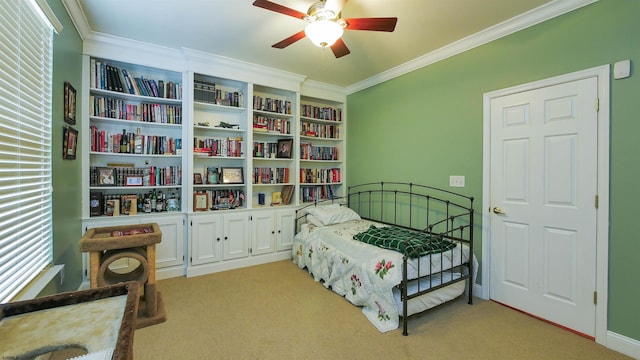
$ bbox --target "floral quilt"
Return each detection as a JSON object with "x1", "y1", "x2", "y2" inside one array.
[{"x1": 292, "y1": 219, "x2": 471, "y2": 333}]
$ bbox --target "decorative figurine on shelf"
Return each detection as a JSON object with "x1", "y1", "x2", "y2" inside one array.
[{"x1": 216, "y1": 121, "x2": 240, "y2": 129}]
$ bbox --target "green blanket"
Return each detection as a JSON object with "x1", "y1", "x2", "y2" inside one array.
[{"x1": 353, "y1": 225, "x2": 457, "y2": 258}]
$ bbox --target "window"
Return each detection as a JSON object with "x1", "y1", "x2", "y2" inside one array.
[{"x1": 0, "y1": 0, "x2": 55, "y2": 303}]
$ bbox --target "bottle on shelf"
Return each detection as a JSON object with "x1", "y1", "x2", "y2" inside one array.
[
  {"x1": 143, "y1": 193, "x2": 152, "y2": 213},
  {"x1": 120, "y1": 129, "x2": 128, "y2": 153},
  {"x1": 150, "y1": 189, "x2": 157, "y2": 211},
  {"x1": 156, "y1": 191, "x2": 164, "y2": 212}
]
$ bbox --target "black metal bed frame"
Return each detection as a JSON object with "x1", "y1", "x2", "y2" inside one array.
[{"x1": 296, "y1": 181, "x2": 475, "y2": 335}]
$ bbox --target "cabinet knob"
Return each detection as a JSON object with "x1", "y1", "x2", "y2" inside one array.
[
  {"x1": 217, "y1": 237, "x2": 220, "y2": 241},
  {"x1": 272, "y1": 231, "x2": 275, "y2": 234},
  {"x1": 224, "y1": 236, "x2": 228, "y2": 240}
]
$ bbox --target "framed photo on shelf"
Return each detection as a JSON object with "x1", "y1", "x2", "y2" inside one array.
[
  {"x1": 125, "y1": 176, "x2": 143, "y2": 186},
  {"x1": 193, "y1": 192, "x2": 209, "y2": 211},
  {"x1": 221, "y1": 167, "x2": 244, "y2": 184},
  {"x1": 64, "y1": 81, "x2": 76, "y2": 125},
  {"x1": 63, "y1": 126, "x2": 78, "y2": 160},
  {"x1": 193, "y1": 173, "x2": 203, "y2": 185},
  {"x1": 276, "y1": 139, "x2": 293, "y2": 159},
  {"x1": 97, "y1": 167, "x2": 116, "y2": 186}
]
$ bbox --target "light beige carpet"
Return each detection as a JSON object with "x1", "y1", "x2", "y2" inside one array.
[{"x1": 133, "y1": 260, "x2": 630, "y2": 360}]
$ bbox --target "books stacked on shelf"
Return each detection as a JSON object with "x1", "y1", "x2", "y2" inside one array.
[
  {"x1": 90, "y1": 95, "x2": 182, "y2": 124},
  {"x1": 195, "y1": 189, "x2": 245, "y2": 210},
  {"x1": 89, "y1": 165, "x2": 182, "y2": 187},
  {"x1": 252, "y1": 115, "x2": 291, "y2": 134},
  {"x1": 90, "y1": 59, "x2": 182, "y2": 99},
  {"x1": 193, "y1": 79, "x2": 242, "y2": 107},
  {"x1": 253, "y1": 95, "x2": 291, "y2": 114},
  {"x1": 300, "y1": 168, "x2": 341, "y2": 184},
  {"x1": 299, "y1": 143, "x2": 339, "y2": 160},
  {"x1": 301, "y1": 105, "x2": 342, "y2": 121},
  {"x1": 253, "y1": 141, "x2": 278, "y2": 159},
  {"x1": 253, "y1": 167, "x2": 290, "y2": 184},
  {"x1": 300, "y1": 121, "x2": 339, "y2": 139},
  {"x1": 301, "y1": 185, "x2": 334, "y2": 202},
  {"x1": 192, "y1": 136, "x2": 243, "y2": 157},
  {"x1": 90, "y1": 126, "x2": 181, "y2": 155}
]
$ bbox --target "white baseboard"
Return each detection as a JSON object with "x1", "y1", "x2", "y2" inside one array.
[
  {"x1": 607, "y1": 331, "x2": 640, "y2": 359},
  {"x1": 186, "y1": 252, "x2": 291, "y2": 278}
]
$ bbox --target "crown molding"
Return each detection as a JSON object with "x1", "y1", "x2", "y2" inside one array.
[
  {"x1": 60, "y1": 0, "x2": 90, "y2": 40},
  {"x1": 182, "y1": 48, "x2": 306, "y2": 91},
  {"x1": 345, "y1": 0, "x2": 598, "y2": 94}
]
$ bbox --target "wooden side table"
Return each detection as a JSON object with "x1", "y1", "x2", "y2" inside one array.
[{"x1": 80, "y1": 223, "x2": 166, "y2": 328}]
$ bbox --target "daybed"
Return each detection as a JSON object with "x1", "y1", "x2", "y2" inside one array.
[{"x1": 293, "y1": 182, "x2": 476, "y2": 335}]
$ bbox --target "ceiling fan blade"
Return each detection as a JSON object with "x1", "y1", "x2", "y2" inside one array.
[
  {"x1": 330, "y1": 38, "x2": 350, "y2": 58},
  {"x1": 344, "y1": 17, "x2": 398, "y2": 32},
  {"x1": 272, "y1": 30, "x2": 307, "y2": 49},
  {"x1": 252, "y1": 0, "x2": 307, "y2": 20},
  {"x1": 324, "y1": 0, "x2": 348, "y2": 15}
]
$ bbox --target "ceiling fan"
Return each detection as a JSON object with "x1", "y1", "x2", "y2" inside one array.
[{"x1": 252, "y1": 0, "x2": 398, "y2": 58}]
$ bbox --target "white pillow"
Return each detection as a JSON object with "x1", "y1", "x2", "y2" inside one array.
[{"x1": 305, "y1": 204, "x2": 361, "y2": 226}]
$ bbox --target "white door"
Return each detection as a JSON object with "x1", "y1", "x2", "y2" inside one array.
[{"x1": 489, "y1": 77, "x2": 598, "y2": 336}]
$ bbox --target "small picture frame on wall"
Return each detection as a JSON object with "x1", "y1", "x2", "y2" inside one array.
[
  {"x1": 64, "y1": 81, "x2": 76, "y2": 125},
  {"x1": 63, "y1": 126, "x2": 78, "y2": 160}
]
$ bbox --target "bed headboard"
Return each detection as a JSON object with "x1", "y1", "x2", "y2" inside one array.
[
  {"x1": 346, "y1": 182, "x2": 474, "y2": 242},
  {"x1": 296, "y1": 181, "x2": 474, "y2": 245}
]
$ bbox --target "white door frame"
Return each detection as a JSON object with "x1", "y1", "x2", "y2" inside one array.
[{"x1": 481, "y1": 65, "x2": 610, "y2": 345}]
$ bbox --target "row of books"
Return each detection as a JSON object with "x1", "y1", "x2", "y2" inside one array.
[
  {"x1": 252, "y1": 141, "x2": 279, "y2": 159},
  {"x1": 300, "y1": 168, "x2": 341, "y2": 184},
  {"x1": 193, "y1": 136, "x2": 243, "y2": 158},
  {"x1": 90, "y1": 126, "x2": 181, "y2": 155},
  {"x1": 252, "y1": 167, "x2": 291, "y2": 184},
  {"x1": 194, "y1": 80, "x2": 242, "y2": 107},
  {"x1": 300, "y1": 143, "x2": 339, "y2": 161},
  {"x1": 300, "y1": 105, "x2": 342, "y2": 121},
  {"x1": 253, "y1": 95, "x2": 292, "y2": 115},
  {"x1": 90, "y1": 59, "x2": 182, "y2": 99},
  {"x1": 90, "y1": 95, "x2": 182, "y2": 124},
  {"x1": 252, "y1": 115, "x2": 291, "y2": 134},
  {"x1": 300, "y1": 185, "x2": 335, "y2": 203},
  {"x1": 89, "y1": 165, "x2": 182, "y2": 187},
  {"x1": 300, "y1": 121, "x2": 340, "y2": 139}
]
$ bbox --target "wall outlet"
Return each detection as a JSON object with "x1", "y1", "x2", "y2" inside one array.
[{"x1": 449, "y1": 175, "x2": 465, "y2": 188}]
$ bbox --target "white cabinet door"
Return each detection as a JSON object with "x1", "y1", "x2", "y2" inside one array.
[
  {"x1": 223, "y1": 213, "x2": 249, "y2": 260},
  {"x1": 191, "y1": 215, "x2": 223, "y2": 265},
  {"x1": 276, "y1": 209, "x2": 295, "y2": 251},
  {"x1": 154, "y1": 215, "x2": 185, "y2": 269},
  {"x1": 251, "y1": 212, "x2": 275, "y2": 256}
]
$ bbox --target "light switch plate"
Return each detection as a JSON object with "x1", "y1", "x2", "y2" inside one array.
[{"x1": 449, "y1": 175, "x2": 465, "y2": 187}]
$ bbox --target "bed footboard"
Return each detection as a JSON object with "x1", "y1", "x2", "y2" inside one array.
[{"x1": 347, "y1": 182, "x2": 474, "y2": 336}]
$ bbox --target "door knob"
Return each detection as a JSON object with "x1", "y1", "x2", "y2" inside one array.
[{"x1": 493, "y1": 207, "x2": 507, "y2": 215}]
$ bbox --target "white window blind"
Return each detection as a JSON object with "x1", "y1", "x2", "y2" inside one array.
[{"x1": 0, "y1": 0, "x2": 53, "y2": 303}]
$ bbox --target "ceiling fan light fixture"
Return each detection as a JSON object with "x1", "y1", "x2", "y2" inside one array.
[{"x1": 305, "y1": 19, "x2": 343, "y2": 48}]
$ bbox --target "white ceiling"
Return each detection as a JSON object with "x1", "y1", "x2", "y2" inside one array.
[{"x1": 65, "y1": 0, "x2": 586, "y2": 88}]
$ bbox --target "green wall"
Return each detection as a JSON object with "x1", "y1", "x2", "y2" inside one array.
[
  {"x1": 347, "y1": 0, "x2": 639, "y2": 341},
  {"x1": 45, "y1": 0, "x2": 84, "y2": 295}
]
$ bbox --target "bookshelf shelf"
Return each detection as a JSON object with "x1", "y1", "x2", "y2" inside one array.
[{"x1": 299, "y1": 95, "x2": 345, "y2": 203}]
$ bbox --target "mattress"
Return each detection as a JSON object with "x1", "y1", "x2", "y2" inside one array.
[{"x1": 292, "y1": 219, "x2": 473, "y2": 333}]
